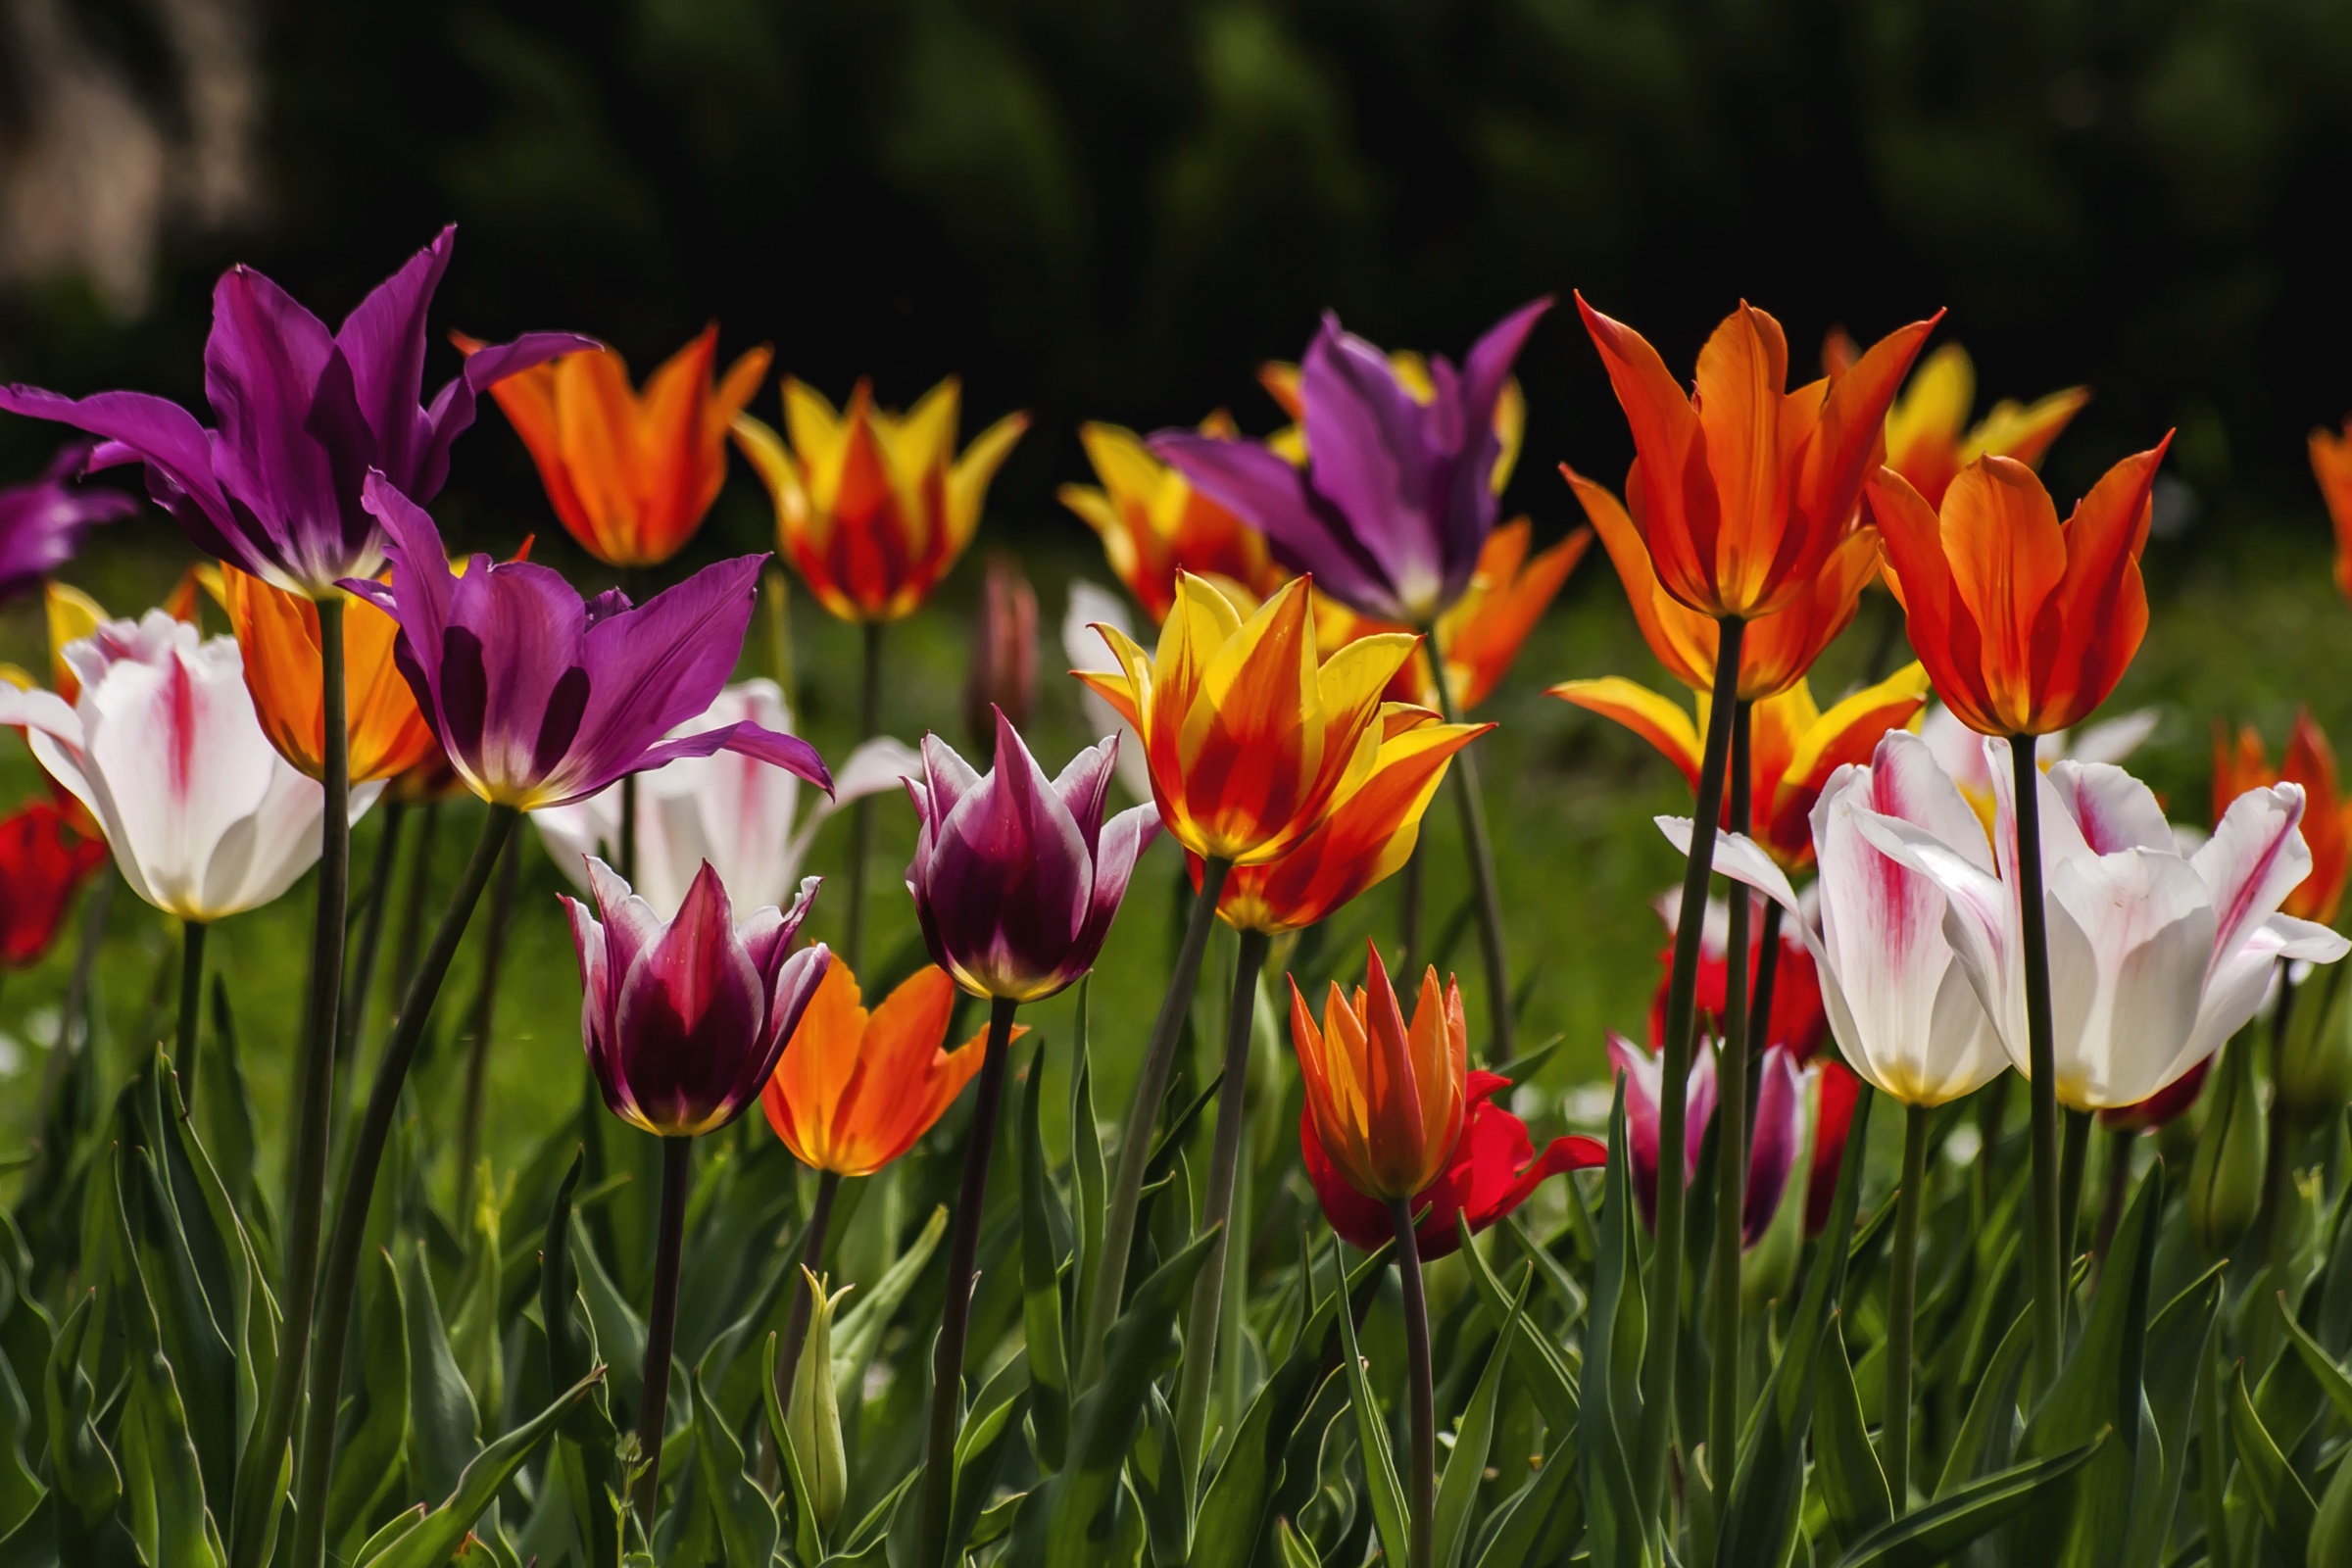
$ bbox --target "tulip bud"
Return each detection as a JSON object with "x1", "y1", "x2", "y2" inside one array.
[
  {"x1": 2278, "y1": 963, "x2": 2352, "y2": 1129},
  {"x1": 787, "y1": 1268, "x2": 852, "y2": 1534},
  {"x1": 964, "y1": 553, "x2": 1038, "y2": 753},
  {"x1": 2187, "y1": 1038, "x2": 2266, "y2": 1257}
]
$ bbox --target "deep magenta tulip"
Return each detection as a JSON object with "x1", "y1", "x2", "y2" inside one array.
[
  {"x1": 566, "y1": 857, "x2": 829, "y2": 1137},
  {"x1": 0, "y1": 443, "x2": 134, "y2": 605},
  {"x1": 905, "y1": 710, "x2": 1157, "y2": 1002}
]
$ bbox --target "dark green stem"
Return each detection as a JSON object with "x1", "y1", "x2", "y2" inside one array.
[
  {"x1": 455, "y1": 827, "x2": 523, "y2": 1221},
  {"x1": 773, "y1": 1170, "x2": 844, "y2": 1419},
  {"x1": 919, "y1": 995, "x2": 1020, "y2": 1568},
  {"x1": 1176, "y1": 924, "x2": 1273, "y2": 1479},
  {"x1": 176, "y1": 919, "x2": 207, "y2": 1112},
  {"x1": 617, "y1": 772, "x2": 638, "y2": 885},
  {"x1": 1747, "y1": 902, "x2": 1784, "y2": 1064},
  {"x1": 338, "y1": 802, "x2": 405, "y2": 1076},
  {"x1": 1389, "y1": 1195, "x2": 1437, "y2": 1568},
  {"x1": 844, "y1": 618, "x2": 885, "y2": 972},
  {"x1": 1886, "y1": 1102, "x2": 1931, "y2": 1514},
  {"x1": 633, "y1": 1136, "x2": 694, "y2": 1527},
  {"x1": 1429, "y1": 646, "x2": 1510, "y2": 1060},
  {"x1": 1709, "y1": 698, "x2": 1752, "y2": 1495},
  {"x1": 2011, "y1": 735, "x2": 2065, "y2": 1399},
  {"x1": 1641, "y1": 613, "x2": 1744, "y2": 1509},
  {"x1": 1079, "y1": 857, "x2": 1233, "y2": 1389},
  {"x1": 287, "y1": 804, "x2": 518, "y2": 1568},
  {"x1": 390, "y1": 800, "x2": 440, "y2": 999}
]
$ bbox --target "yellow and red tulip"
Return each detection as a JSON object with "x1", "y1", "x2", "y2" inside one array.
[{"x1": 1058, "y1": 417, "x2": 1286, "y2": 622}]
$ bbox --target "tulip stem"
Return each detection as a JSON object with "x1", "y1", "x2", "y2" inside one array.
[
  {"x1": 1080, "y1": 857, "x2": 1233, "y2": 1390},
  {"x1": 1709, "y1": 699, "x2": 1753, "y2": 1501},
  {"x1": 1430, "y1": 649, "x2": 1511, "y2": 1060},
  {"x1": 844, "y1": 618, "x2": 886, "y2": 972},
  {"x1": 1747, "y1": 902, "x2": 1783, "y2": 1062},
  {"x1": 1388, "y1": 1195, "x2": 1437, "y2": 1568},
  {"x1": 2010, "y1": 735, "x2": 2066, "y2": 1400},
  {"x1": 455, "y1": 825, "x2": 523, "y2": 1222},
  {"x1": 919, "y1": 995, "x2": 1020, "y2": 1568},
  {"x1": 338, "y1": 801, "x2": 405, "y2": 1075},
  {"x1": 391, "y1": 799, "x2": 441, "y2": 998},
  {"x1": 1176, "y1": 924, "x2": 1272, "y2": 1486},
  {"x1": 633, "y1": 1135, "x2": 694, "y2": 1528},
  {"x1": 283, "y1": 803, "x2": 518, "y2": 1568},
  {"x1": 234, "y1": 594, "x2": 349, "y2": 1568},
  {"x1": 775, "y1": 1169, "x2": 843, "y2": 1418},
  {"x1": 1886, "y1": 1102, "x2": 1930, "y2": 1516},
  {"x1": 1642, "y1": 614, "x2": 1744, "y2": 1512},
  {"x1": 176, "y1": 918, "x2": 207, "y2": 1112}
]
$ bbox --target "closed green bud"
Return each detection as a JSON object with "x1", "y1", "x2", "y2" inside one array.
[
  {"x1": 788, "y1": 1267, "x2": 852, "y2": 1535},
  {"x1": 2188, "y1": 1036, "x2": 2266, "y2": 1257},
  {"x1": 2278, "y1": 963, "x2": 2352, "y2": 1129}
]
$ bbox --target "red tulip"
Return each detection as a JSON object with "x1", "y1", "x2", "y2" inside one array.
[{"x1": 1, "y1": 800, "x2": 107, "y2": 967}]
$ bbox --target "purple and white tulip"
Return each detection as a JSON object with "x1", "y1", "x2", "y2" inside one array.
[
  {"x1": 1608, "y1": 1031, "x2": 1804, "y2": 1250},
  {"x1": 0, "y1": 443, "x2": 135, "y2": 605}
]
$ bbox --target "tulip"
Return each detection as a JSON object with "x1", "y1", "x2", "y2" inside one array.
[
  {"x1": 1829, "y1": 333, "x2": 2088, "y2": 510},
  {"x1": 1919, "y1": 700, "x2": 2158, "y2": 836},
  {"x1": 533, "y1": 679, "x2": 915, "y2": 921},
  {"x1": 0, "y1": 227, "x2": 584, "y2": 597},
  {"x1": 2099, "y1": 1055, "x2": 2209, "y2": 1134},
  {"x1": 787, "y1": 1270, "x2": 854, "y2": 1537},
  {"x1": 1256, "y1": 338, "x2": 1527, "y2": 487},
  {"x1": 1804, "y1": 1058, "x2": 1863, "y2": 1234},
  {"x1": 0, "y1": 799, "x2": 107, "y2": 968},
  {"x1": 466, "y1": 325, "x2": 769, "y2": 567},
  {"x1": 1642, "y1": 892, "x2": 1829, "y2": 1064},
  {"x1": 1059, "y1": 581, "x2": 1155, "y2": 800},
  {"x1": 2308, "y1": 416, "x2": 2352, "y2": 605},
  {"x1": 2186, "y1": 1035, "x2": 2264, "y2": 1256},
  {"x1": 1058, "y1": 416, "x2": 1286, "y2": 622},
  {"x1": 1606, "y1": 1033, "x2": 1807, "y2": 1250},
  {"x1": 1152, "y1": 300, "x2": 1549, "y2": 627},
  {"x1": 0, "y1": 444, "x2": 134, "y2": 605},
  {"x1": 1430, "y1": 519, "x2": 1591, "y2": 710},
  {"x1": 962, "y1": 554, "x2": 1038, "y2": 751},
  {"x1": 220, "y1": 565, "x2": 439, "y2": 784},
  {"x1": 565, "y1": 856, "x2": 829, "y2": 1520},
  {"x1": 2212, "y1": 711, "x2": 2352, "y2": 925}
]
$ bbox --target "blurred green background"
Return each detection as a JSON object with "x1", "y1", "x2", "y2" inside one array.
[{"x1": 7, "y1": 0, "x2": 2352, "y2": 1191}]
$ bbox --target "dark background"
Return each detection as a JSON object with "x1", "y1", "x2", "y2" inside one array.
[{"x1": 8, "y1": 0, "x2": 2352, "y2": 564}]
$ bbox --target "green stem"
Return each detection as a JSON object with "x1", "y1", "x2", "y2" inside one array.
[
  {"x1": 618, "y1": 772, "x2": 638, "y2": 885},
  {"x1": 1886, "y1": 1102, "x2": 1931, "y2": 1515},
  {"x1": 1641, "y1": 613, "x2": 1744, "y2": 1510},
  {"x1": 1429, "y1": 647, "x2": 1510, "y2": 1060},
  {"x1": 337, "y1": 802, "x2": 405, "y2": 1075},
  {"x1": 1389, "y1": 1195, "x2": 1437, "y2": 1568},
  {"x1": 633, "y1": 1136, "x2": 694, "y2": 1527},
  {"x1": 234, "y1": 596, "x2": 349, "y2": 1568},
  {"x1": 773, "y1": 1170, "x2": 843, "y2": 1419},
  {"x1": 390, "y1": 800, "x2": 440, "y2": 999},
  {"x1": 2010, "y1": 735, "x2": 2065, "y2": 1400},
  {"x1": 844, "y1": 618, "x2": 885, "y2": 972},
  {"x1": 455, "y1": 827, "x2": 523, "y2": 1221},
  {"x1": 1078, "y1": 857, "x2": 1233, "y2": 1389},
  {"x1": 1747, "y1": 902, "x2": 1784, "y2": 1062},
  {"x1": 918, "y1": 996, "x2": 1020, "y2": 1568},
  {"x1": 1175, "y1": 924, "x2": 1272, "y2": 1482},
  {"x1": 1709, "y1": 698, "x2": 1752, "y2": 1496},
  {"x1": 286, "y1": 803, "x2": 518, "y2": 1568},
  {"x1": 176, "y1": 918, "x2": 207, "y2": 1112}
]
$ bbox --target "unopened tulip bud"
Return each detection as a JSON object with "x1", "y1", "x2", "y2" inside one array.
[
  {"x1": 787, "y1": 1268, "x2": 852, "y2": 1534},
  {"x1": 2278, "y1": 964, "x2": 2352, "y2": 1129},
  {"x1": 963, "y1": 553, "x2": 1037, "y2": 752},
  {"x1": 2187, "y1": 1038, "x2": 2266, "y2": 1257}
]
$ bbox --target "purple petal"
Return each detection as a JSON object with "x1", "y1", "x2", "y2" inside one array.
[
  {"x1": 1071, "y1": 803, "x2": 1157, "y2": 975},
  {"x1": 460, "y1": 330, "x2": 602, "y2": 394},
  {"x1": 922, "y1": 723, "x2": 1093, "y2": 997},
  {"x1": 1606, "y1": 1033, "x2": 1664, "y2": 1226},
  {"x1": 435, "y1": 555, "x2": 588, "y2": 795},
  {"x1": 556, "y1": 556, "x2": 763, "y2": 797},
  {"x1": 742, "y1": 876, "x2": 823, "y2": 975},
  {"x1": 564, "y1": 892, "x2": 626, "y2": 1107},
  {"x1": 1443, "y1": 297, "x2": 1549, "y2": 602},
  {"x1": 612, "y1": 859, "x2": 767, "y2": 1132},
  {"x1": 1300, "y1": 314, "x2": 1447, "y2": 614},
  {"x1": 1743, "y1": 1047, "x2": 1803, "y2": 1248},
  {"x1": 918, "y1": 732, "x2": 983, "y2": 830},
  {"x1": 358, "y1": 472, "x2": 458, "y2": 691},
  {"x1": 1049, "y1": 724, "x2": 1119, "y2": 857},
  {"x1": 204, "y1": 265, "x2": 350, "y2": 583},
  {"x1": 1150, "y1": 430, "x2": 1402, "y2": 619},
  {"x1": 331, "y1": 226, "x2": 454, "y2": 493},
  {"x1": 410, "y1": 328, "x2": 599, "y2": 504},
  {"x1": 754, "y1": 943, "x2": 832, "y2": 1089},
  {"x1": 0, "y1": 385, "x2": 246, "y2": 566},
  {"x1": 0, "y1": 448, "x2": 135, "y2": 603}
]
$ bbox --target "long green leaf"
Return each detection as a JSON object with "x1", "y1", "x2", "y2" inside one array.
[
  {"x1": 1828, "y1": 1436, "x2": 2108, "y2": 1568},
  {"x1": 690, "y1": 1368, "x2": 779, "y2": 1567},
  {"x1": 110, "y1": 1145, "x2": 222, "y2": 1568},
  {"x1": 1433, "y1": 1277, "x2": 1525, "y2": 1568},
  {"x1": 1023, "y1": 1041, "x2": 1073, "y2": 1470},
  {"x1": 2278, "y1": 1293, "x2": 2352, "y2": 1429},
  {"x1": 1935, "y1": 1306, "x2": 2030, "y2": 1500},
  {"x1": 358, "y1": 1366, "x2": 606, "y2": 1568},
  {"x1": 2229, "y1": 1360, "x2": 2315, "y2": 1559},
  {"x1": 829, "y1": 1203, "x2": 948, "y2": 1408},
  {"x1": 1579, "y1": 1082, "x2": 1654, "y2": 1568},
  {"x1": 1816, "y1": 1310, "x2": 1893, "y2": 1551},
  {"x1": 399, "y1": 1238, "x2": 482, "y2": 1504},
  {"x1": 325, "y1": 1248, "x2": 411, "y2": 1557},
  {"x1": 1330, "y1": 1239, "x2": 1411, "y2": 1568},
  {"x1": 1456, "y1": 1223, "x2": 1577, "y2": 1433}
]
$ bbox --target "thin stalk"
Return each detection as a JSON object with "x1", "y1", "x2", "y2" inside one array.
[
  {"x1": 1709, "y1": 699, "x2": 1753, "y2": 1494},
  {"x1": 455, "y1": 827, "x2": 523, "y2": 1220},
  {"x1": 390, "y1": 800, "x2": 441, "y2": 998},
  {"x1": 632, "y1": 1136, "x2": 694, "y2": 1526},
  {"x1": 1886, "y1": 1102, "x2": 1931, "y2": 1514},
  {"x1": 1746, "y1": 902, "x2": 1784, "y2": 1064},
  {"x1": 286, "y1": 804, "x2": 518, "y2": 1568},
  {"x1": 1641, "y1": 614, "x2": 1745, "y2": 1509},
  {"x1": 2010, "y1": 735, "x2": 2065, "y2": 1398},
  {"x1": 338, "y1": 802, "x2": 405, "y2": 1073},
  {"x1": 918, "y1": 996, "x2": 1021, "y2": 1568},
  {"x1": 1389, "y1": 1195, "x2": 1437, "y2": 1568},
  {"x1": 844, "y1": 619, "x2": 885, "y2": 972},
  {"x1": 176, "y1": 919, "x2": 207, "y2": 1110},
  {"x1": 1175, "y1": 924, "x2": 1272, "y2": 1481},
  {"x1": 1078, "y1": 857, "x2": 1234, "y2": 1389},
  {"x1": 1429, "y1": 647, "x2": 1511, "y2": 1060},
  {"x1": 2058, "y1": 1107, "x2": 2091, "y2": 1278},
  {"x1": 234, "y1": 596, "x2": 349, "y2": 1568},
  {"x1": 1396, "y1": 841, "x2": 1425, "y2": 979},
  {"x1": 773, "y1": 1170, "x2": 843, "y2": 1416},
  {"x1": 618, "y1": 772, "x2": 638, "y2": 885}
]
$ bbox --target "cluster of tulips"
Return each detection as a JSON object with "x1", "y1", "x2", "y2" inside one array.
[{"x1": 10, "y1": 225, "x2": 2352, "y2": 1568}]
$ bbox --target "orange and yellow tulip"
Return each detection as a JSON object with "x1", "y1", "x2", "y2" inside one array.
[
  {"x1": 760, "y1": 961, "x2": 1004, "y2": 1178},
  {"x1": 466, "y1": 326, "x2": 769, "y2": 568},
  {"x1": 732, "y1": 377, "x2": 1027, "y2": 622},
  {"x1": 1075, "y1": 573, "x2": 1420, "y2": 867},
  {"x1": 1573, "y1": 296, "x2": 1936, "y2": 622},
  {"x1": 2213, "y1": 711, "x2": 2352, "y2": 925},
  {"x1": 1870, "y1": 442, "x2": 2169, "y2": 737},
  {"x1": 2312, "y1": 417, "x2": 2352, "y2": 604},
  {"x1": 1202, "y1": 710, "x2": 1491, "y2": 932},
  {"x1": 1551, "y1": 663, "x2": 1931, "y2": 870},
  {"x1": 1291, "y1": 942, "x2": 1467, "y2": 1201},
  {"x1": 1058, "y1": 417, "x2": 1286, "y2": 622},
  {"x1": 1829, "y1": 334, "x2": 2088, "y2": 510},
  {"x1": 220, "y1": 565, "x2": 439, "y2": 784}
]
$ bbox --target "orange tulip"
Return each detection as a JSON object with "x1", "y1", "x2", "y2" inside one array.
[
  {"x1": 1574, "y1": 295, "x2": 1936, "y2": 621},
  {"x1": 2213, "y1": 711, "x2": 2352, "y2": 925},
  {"x1": 1870, "y1": 441, "x2": 2169, "y2": 737},
  {"x1": 1551, "y1": 663, "x2": 1931, "y2": 870},
  {"x1": 1075, "y1": 573, "x2": 1420, "y2": 866},
  {"x1": 1290, "y1": 942, "x2": 1467, "y2": 1201},
  {"x1": 1828, "y1": 333, "x2": 2088, "y2": 510},
  {"x1": 1059, "y1": 417, "x2": 1287, "y2": 622},
  {"x1": 220, "y1": 565, "x2": 439, "y2": 784},
  {"x1": 2312, "y1": 417, "x2": 2352, "y2": 604},
  {"x1": 760, "y1": 961, "x2": 1004, "y2": 1178},
  {"x1": 1202, "y1": 710, "x2": 1491, "y2": 932},
  {"x1": 466, "y1": 326, "x2": 769, "y2": 568},
  {"x1": 732, "y1": 376, "x2": 1027, "y2": 622}
]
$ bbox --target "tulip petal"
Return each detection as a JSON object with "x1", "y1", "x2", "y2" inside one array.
[{"x1": 1743, "y1": 1047, "x2": 1804, "y2": 1248}]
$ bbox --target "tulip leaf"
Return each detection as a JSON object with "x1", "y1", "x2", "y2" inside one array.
[
  {"x1": 570, "y1": 1211, "x2": 647, "y2": 1419},
  {"x1": 1505, "y1": 1213, "x2": 1588, "y2": 1327},
  {"x1": 1022, "y1": 1040, "x2": 1073, "y2": 1470},
  {"x1": 1456, "y1": 1225, "x2": 1577, "y2": 1433},
  {"x1": 763, "y1": 1330, "x2": 827, "y2": 1567},
  {"x1": 1817, "y1": 1310, "x2": 1893, "y2": 1550},
  {"x1": 2119, "y1": 1265, "x2": 2221, "y2": 1568},
  {"x1": 1328, "y1": 1233, "x2": 1411, "y2": 1568},
  {"x1": 356, "y1": 1365, "x2": 605, "y2": 1568},
  {"x1": 1129, "y1": 1383, "x2": 1188, "y2": 1566},
  {"x1": 1275, "y1": 1515, "x2": 1323, "y2": 1568},
  {"x1": 1433, "y1": 1275, "x2": 1526, "y2": 1568},
  {"x1": 42, "y1": 1292, "x2": 117, "y2": 1535},
  {"x1": 325, "y1": 1248, "x2": 412, "y2": 1557},
  {"x1": 950, "y1": 1351, "x2": 1031, "y2": 1564},
  {"x1": 203, "y1": 975, "x2": 266, "y2": 1249},
  {"x1": 1825, "y1": 1434, "x2": 2108, "y2": 1568},
  {"x1": 1468, "y1": 1441, "x2": 1582, "y2": 1568},
  {"x1": 1934, "y1": 1305, "x2": 2031, "y2": 1499},
  {"x1": 2230, "y1": 1360, "x2": 2316, "y2": 1559},
  {"x1": 2279, "y1": 1292, "x2": 2352, "y2": 1428},
  {"x1": 1579, "y1": 1082, "x2": 1655, "y2": 1568},
  {"x1": 107, "y1": 1145, "x2": 222, "y2": 1568},
  {"x1": 831, "y1": 1203, "x2": 948, "y2": 1409},
  {"x1": 399, "y1": 1237, "x2": 482, "y2": 1506},
  {"x1": 1068, "y1": 988, "x2": 1108, "y2": 1378},
  {"x1": 690, "y1": 1368, "x2": 779, "y2": 1568}
]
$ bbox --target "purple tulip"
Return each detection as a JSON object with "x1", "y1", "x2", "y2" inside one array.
[
  {"x1": 1151, "y1": 299, "x2": 1550, "y2": 625},
  {"x1": 342, "y1": 472, "x2": 831, "y2": 810},
  {"x1": 0, "y1": 227, "x2": 588, "y2": 596},
  {"x1": 567, "y1": 857, "x2": 828, "y2": 1137},
  {"x1": 906, "y1": 710, "x2": 1159, "y2": 1003},
  {"x1": 1609, "y1": 1032, "x2": 1805, "y2": 1249},
  {"x1": 0, "y1": 443, "x2": 135, "y2": 605}
]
